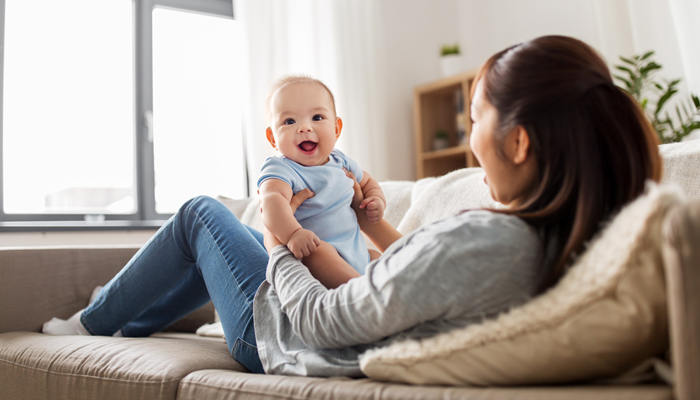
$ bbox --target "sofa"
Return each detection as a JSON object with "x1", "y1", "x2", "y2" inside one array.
[{"x1": 1, "y1": 141, "x2": 699, "y2": 400}]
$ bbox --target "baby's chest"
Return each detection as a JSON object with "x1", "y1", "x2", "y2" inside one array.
[{"x1": 294, "y1": 167, "x2": 355, "y2": 208}]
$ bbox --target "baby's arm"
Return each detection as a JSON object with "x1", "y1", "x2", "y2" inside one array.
[
  {"x1": 261, "y1": 190, "x2": 361, "y2": 288},
  {"x1": 358, "y1": 171, "x2": 386, "y2": 223},
  {"x1": 259, "y1": 179, "x2": 319, "y2": 258}
]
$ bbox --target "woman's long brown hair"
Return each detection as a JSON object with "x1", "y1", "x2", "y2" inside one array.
[{"x1": 473, "y1": 36, "x2": 662, "y2": 290}]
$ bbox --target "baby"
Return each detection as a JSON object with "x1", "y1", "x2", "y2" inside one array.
[{"x1": 258, "y1": 76, "x2": 385, "y2": 275}]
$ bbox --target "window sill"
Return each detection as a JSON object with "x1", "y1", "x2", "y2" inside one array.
[{"x1": 0, "y1": 220, "x2": 166, "y2": 232}]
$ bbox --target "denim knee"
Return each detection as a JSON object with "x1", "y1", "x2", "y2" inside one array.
[{"x1": 179, "y1": 195, "x2": 222, "y2": 222}]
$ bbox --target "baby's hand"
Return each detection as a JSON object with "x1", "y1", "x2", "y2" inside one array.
[
  {"x1": 287, "y1": 228, "x2": 320, "y2": 258},
  {"x1": 359, "y1": 196, "x2": 385, "y2": 223}
]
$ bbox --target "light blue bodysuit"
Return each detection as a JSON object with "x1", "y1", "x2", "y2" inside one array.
[{"x1": 257, "y1": 149, "x2": 369, "y2": 274}]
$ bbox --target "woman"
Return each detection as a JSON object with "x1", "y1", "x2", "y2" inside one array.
[{"x1": 43, "y1": 35, "x2": 662, "y2": 377}]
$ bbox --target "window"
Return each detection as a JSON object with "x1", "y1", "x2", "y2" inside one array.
[{"x1": 0, "y1": 0, "x2": 246, "y2": 228}]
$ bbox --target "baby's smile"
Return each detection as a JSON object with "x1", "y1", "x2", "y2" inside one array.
[{"x1": 298, "y1": 140, "x2": 318, "y2": 154}]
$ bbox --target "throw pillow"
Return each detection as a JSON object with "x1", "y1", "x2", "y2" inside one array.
[{"x1": 359, "y1": 182, "x2": 682, "y2": 385}]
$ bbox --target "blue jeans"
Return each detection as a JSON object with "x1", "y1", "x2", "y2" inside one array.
[{"x1": 80, "y1": 196, "x2": 267, "y2": 373}]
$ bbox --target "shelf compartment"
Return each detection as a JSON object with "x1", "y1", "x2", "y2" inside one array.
[{"x1": 421, "y1": 145, "x2": 469, "y2": 160}]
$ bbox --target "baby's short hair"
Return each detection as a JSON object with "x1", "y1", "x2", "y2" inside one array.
[{"x1": 265, "y1": 75, "x2": 337, "y2": 124}]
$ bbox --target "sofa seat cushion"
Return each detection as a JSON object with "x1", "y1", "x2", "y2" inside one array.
[
  {"x1": 177, "y1": 369, "x2": 672, "y2": 400},
  {"x1": 0, "y1": 332, "x2": 244, "y2": 400}
]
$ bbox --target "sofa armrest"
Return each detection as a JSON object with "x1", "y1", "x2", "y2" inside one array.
[
  {"x1": 0, "y1": 246, "x2": 214, "y2": 333},
  {"x1": 662, "y1": 200, "x2": 700, "y2": 400}
]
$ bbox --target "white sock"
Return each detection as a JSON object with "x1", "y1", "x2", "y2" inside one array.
[
  {"x1": 89, "y1": 285, "x2": 103, "y2": 304},
  {"x1": 42, "y1": 309, "x2": 90, "y2": 336},
  {"x1": 42, "y1": 285, "x2": 124, "y2": 337}
]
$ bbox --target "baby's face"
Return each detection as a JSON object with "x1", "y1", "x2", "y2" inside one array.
[{"x1": 267, "y1": 82, "x2": 340, "y2": 166}]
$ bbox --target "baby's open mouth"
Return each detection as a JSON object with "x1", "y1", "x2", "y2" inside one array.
[{"x1": 298, "y1": 141, "x2": 318, "y2": 153}]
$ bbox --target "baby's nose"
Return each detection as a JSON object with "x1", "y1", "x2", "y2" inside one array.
[{"x1": 297, "y1": 124, "x2": 312, "y2": 133}]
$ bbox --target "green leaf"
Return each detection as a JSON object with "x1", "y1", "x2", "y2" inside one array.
[
  {"x1": 613, "y1": 74, "x2": 633, "y2": 91},
  {"x1": 619, "y1": 56, "x2": 636, "y2": 65},
  {"x1": 692, "y1": 94, "x2": 700, "y2": 108},
  {"x1": 640, "y1": 50, "x2": 655, "y2": 60},
  {"x1": 640, "y1": 62, "x2": 662, "y2": 75},
  {"x1": 655, "y1": 88, "x2": 677, "y2": 116},
  {"x1": 664, "y1": 112, "x2": 676, "y2": 131},
  {"x1": 679, "y1": 102, "x2": 690, "y2": 121},
  {"x1": 614, "y1": 65, "x2": 637, "y2": 79},
  {"x1": 668, "y1": 78, "x2": 681, "y2": 87}
]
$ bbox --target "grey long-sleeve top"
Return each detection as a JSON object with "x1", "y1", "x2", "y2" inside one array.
[{"x1": 253, "y1": 210, "x2": 548, "y2": 377}]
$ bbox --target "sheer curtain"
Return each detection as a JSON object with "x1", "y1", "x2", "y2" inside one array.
[
  {"x1": 669, "y1": 0, "x2": 700, "y2": 94},
  {"x1": 234, "y1": 0, "x2": 388, "y2": 193}
]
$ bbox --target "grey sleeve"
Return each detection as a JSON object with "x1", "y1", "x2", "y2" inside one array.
[{"x1": 266, "y1": 212, "x2": 542, "y2": 350}]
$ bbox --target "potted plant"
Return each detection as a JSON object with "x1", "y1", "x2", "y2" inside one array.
[
  {"x1": 433, "y1": 129, "x2": 450, "y2": 150},
  {"x1": 614, "y1": 50, "x2": 700, "y2": 143},
  {"x1": 439, "y1": 43, "x2": 464, "y2": 78}
]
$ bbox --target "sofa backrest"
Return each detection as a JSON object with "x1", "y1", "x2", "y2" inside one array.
[{"x1": 220, "y1": 141, "x2": 700, "y2": 234}]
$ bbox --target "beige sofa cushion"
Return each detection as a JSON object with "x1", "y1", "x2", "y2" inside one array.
[
  {"x1": 660, "y1": 140, "x2": 700, "y2": 199},
  {"x1": 359, "y1": 183, "x2": 680, "y2": 385},
  {"x1": 177, "y1": 369, "x2": 671, "y2": 400},
  {"x1": 0, "y1": 332, "x2": 244, "y2": 400}
]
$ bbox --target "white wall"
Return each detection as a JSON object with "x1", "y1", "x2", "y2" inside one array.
[
  {"x1": 361, "y1": 0, "x2": 461, "y2": 182},
  {"x1": 4, "y1": 0, "x2": 694, "y2": 246},
  {"x1": 372, "y1": 0, "x2": 694, "y2": 182}
]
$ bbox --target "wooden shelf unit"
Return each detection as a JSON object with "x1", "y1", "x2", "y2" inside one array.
[{"x1": 413, "y1": 70, "x2": 478, "y2": 179}]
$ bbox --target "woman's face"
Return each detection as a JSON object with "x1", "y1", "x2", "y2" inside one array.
[{"x1": 469, "y1": 80, "x2": 537, "y2": 208}]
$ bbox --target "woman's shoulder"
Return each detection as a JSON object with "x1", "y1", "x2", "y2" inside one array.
[
  {"x1": 409, "y1": 210, "x2": 544, "y2": 267},
  {"x1": 430, "y1": 209, "x2": 538, "y2": 243}
]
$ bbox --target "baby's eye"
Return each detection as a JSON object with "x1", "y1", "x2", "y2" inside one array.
[
  {"x1": 283, "y1": 118, "x2": 295, "y2": 125},
  {"x1": 312, "y1": 114, "x2": 324, "y2": 121}
]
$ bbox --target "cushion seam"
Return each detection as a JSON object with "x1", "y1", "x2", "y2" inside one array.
[
  {"x1": 180, "y1": 379, "x2": 310, "y2": 399},
  {"x1": 0, "y1": 358, "x2": 182, "y2": 385}
]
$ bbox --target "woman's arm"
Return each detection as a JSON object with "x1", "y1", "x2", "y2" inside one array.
[
  {"x1": 346, "y1": 171, "x2": 403, "y2": 252},
  {"x1": 265, "y1": 211, "x2": 543, "y2": 350}
]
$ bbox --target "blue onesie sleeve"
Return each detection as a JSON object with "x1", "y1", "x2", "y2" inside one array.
[
  {"x1": 257, "y1": 157, "x2": 297, "y2": 191},
  {"x1": 331, "y1": 149, "x2": 363, "y2": 183}
]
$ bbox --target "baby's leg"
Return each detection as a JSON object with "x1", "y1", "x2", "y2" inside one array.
[
  {"x1": 302, "y1": 242, "x2": 360, "y2": 288},
  {"x1": 369, "y1": 249, "x2": 381, "y2": 261}
]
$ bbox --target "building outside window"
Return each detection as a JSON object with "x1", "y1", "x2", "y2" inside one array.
[{"x1": 0, "y1": 0, "x2": 247, "y2": 229}]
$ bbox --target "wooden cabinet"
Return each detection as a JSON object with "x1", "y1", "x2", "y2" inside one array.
[{"x1": 413, "y1": 70, "x2": 479, "y2": 179}]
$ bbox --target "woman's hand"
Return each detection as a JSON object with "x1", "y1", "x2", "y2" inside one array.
[
  {"x1": 344, "y1": 169, "x2": 403, "y2": 252},
  {"x1": 344, "y1": 169, "x2": 365, "y2": 211},
  {"x1": 344, "y1": 169, "x2": 375, "y2": 229},
  {"x1": 262, "y1": 189, "x2": 315, "y2": 252}
]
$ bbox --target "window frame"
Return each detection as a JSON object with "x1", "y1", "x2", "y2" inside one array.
[{"x1": 0, "y1": 0, "x2": 239, "y2": 230}]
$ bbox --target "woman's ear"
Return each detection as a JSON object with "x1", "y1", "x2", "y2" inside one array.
[
  {"x1": 265, "y1": 127, "x2": 276, "y2": 148},
  {"x1": 511, "y1": 125, "x2": 531, "y2": 165},
  {"x1": 335, "y1": 117, "x2": 343, "y2": 139}
]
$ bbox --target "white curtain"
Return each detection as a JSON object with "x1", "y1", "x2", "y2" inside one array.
[
  {"x1": 669, "y1": 0, "x2": 700, "y2": 94},
  {"x1": 234, "y1": 0, "x2": 388, "y2": 193}
]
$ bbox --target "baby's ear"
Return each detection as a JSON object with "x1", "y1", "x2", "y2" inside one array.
[
  {"x1": 335, "y1": 117, "x2": 343, "y2": 139},
  {"x1": 265, "y1": 127, "x2": 276, "y2": 148}
]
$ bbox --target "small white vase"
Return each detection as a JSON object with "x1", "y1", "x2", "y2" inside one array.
[
  {"x1": 440, "y1": 54, "x2": 464, "y2": 77},
  {"x1": 433, "y1": 137, "x2": 450, "y2": 151}
]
